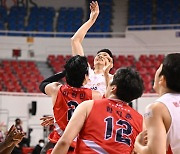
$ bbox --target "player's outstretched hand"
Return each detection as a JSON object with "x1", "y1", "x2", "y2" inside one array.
[
  {"x1": 40, "y1": 116, "x2": 54, "y2": 127},
  {"x1": 89, "y1": 1, "x2": 99, "y2": 21},
  {"x1": 4, "y1": 125, "x2": 25, "y2": 147}
]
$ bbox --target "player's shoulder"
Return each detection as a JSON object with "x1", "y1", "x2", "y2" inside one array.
[{"x1": 144, "y1": 101, "x2": 169, "y2": 119}]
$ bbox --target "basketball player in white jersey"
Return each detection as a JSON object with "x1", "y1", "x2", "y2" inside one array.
[
  {"x1": 71, "y1": 1, "x2": 113, "y2": 96},
  {"x1": 134, "y1": 53, "x2": 180, "y2": 154}
]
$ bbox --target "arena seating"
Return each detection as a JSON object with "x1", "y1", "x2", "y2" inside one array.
[
  {"x1": 0, "y1": 2, "x2": 112, "y2": 37},
  {"x1": 27, "y1": 7, "x2": 55, "y2": 37},
  {"x1": 86, "y1": 0, "x2": 112, "y2": 37},
  {"x1": 0, "y1": 54, "x2": 164, "y2": 93},
  {"x1": 0, "y1": 60, "x2": 44, "y2": 93},
  {"x1": 56, "y1": 7, "x2": 83, "y2": 36},
  {"x1": 0, "y1": 6, "x2": 7, "y2": 31},
  {"x1": 47, "y1": 54, "x2": 164, "y2": 93},
  {"x1": 128, "y1": 0, "x2": 180, "y2": 30}
]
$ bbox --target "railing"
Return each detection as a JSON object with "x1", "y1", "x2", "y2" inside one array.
[
  {"x1": 126, "y1": 24, "x2": 180, "y2": 31},
  {"x1": 0, "y1": 30, "x2": 125, "y2": 38}
]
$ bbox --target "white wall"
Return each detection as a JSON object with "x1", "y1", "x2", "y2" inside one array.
[
  {"x1": 0, "y1": 92, "x2": 52, "y2": 146},
  {"x1": 0, "y1": 30, "x2": 180, "y2": 62}
]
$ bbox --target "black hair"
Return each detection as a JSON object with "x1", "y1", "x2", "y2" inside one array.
[
  {"x1": 111, "y1": 67, "x2": 144, "y2": 102},
  {"x1": 39, "y1": 139, "x2": 45, "y2": 143},
  {"x1": 15, "y1": 118, "x2": 21, "y2": 125},
  {"x1": 64, "y1": 55, "x2": 89, "y2": 88},
  {"x1": 97, "y1": 49, "x2": 114, "y2": 62},
  {"x1": 159, "y1": 53, "x2": 180, "y2": 92}
]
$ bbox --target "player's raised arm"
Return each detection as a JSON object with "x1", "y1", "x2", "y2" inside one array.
[{"x1": 71, "y1": 1, "x2": 99, "y2": 56}]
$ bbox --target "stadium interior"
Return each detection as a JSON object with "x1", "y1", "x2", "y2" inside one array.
[{"x1": 0, "y1": 0, "x2": 180, "y2": 152}]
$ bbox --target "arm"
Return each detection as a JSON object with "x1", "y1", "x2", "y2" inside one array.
[
  {"x1": 52, "y1": 100, "x2": 94, "y2": 154},
  {"x1": 39, "y1": 72, "x2": 65, "y2": 106},
  {"x1": 39, "y1": 71, "x2": 65, "y2": 94},
  {"x1": 71, "y1": 1, "x2": 99, "y2": 56},
  {"x1": 103, "y1": 56, "x2": 113, "y2": 88},
  {"x1": 0, "y1": 143, "x2": 16, "y2": 154},
  {"x1": 134, "y1": 102, "x2": 168, "y2": 154}
]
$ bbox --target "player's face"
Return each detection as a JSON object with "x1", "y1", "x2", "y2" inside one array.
[
  {"x1": 153, "y1": 64, "x2": 162, "y2": 93},
  {"x1": 94, "y1": 52, "x2": 111, "y2": 66}
]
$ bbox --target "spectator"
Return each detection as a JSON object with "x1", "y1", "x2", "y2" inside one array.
[{"x1": 32, "y1": 139, "x2": 45, "y2": 154}]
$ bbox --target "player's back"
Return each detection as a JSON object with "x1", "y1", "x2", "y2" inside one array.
[
  {"x1": 156, "y1": 93, "x2": 180, "y2": 154},
  {"x1": 53, "y1": 84, "x2": 92, "y2": 130},
  {"x1": 75, "y1": 98, "x2": 143, "y2": 154}
]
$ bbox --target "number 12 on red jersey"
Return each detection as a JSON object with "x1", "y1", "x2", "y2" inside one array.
[{"x1": 104, "y1": 116, "x2": 132, "y2": 146}]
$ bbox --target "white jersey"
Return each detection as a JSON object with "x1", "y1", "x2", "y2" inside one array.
[
  {"x1": 84, "y1": 68, "x2": 107, "y2": 96},
  {"x1": 156, "y1": 93, "x2": 180, "y2": 154}
]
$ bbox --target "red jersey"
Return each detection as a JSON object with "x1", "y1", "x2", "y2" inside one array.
[
  {"x1": 50, "y1": 84, "x2": 92, "y2": 144},
  {"x1": 75, "y1": 98, "x2": 143, "y2": 154}
]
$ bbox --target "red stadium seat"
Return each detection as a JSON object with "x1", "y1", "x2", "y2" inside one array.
[
  {"x1": 47, "y1": 55, "x2": 56, "y2": 62},
  {"x1": 139, "y1": 67, "x2": 147, "y2": 75},
  {"x1": 153, "y1": 60, "x2": 161, "y2": 69},
  {"x1": 139, "y1": 54, "x2": 148, "y2": 62},
  {"x1": 142, "y1": 74, "x2": 152, "y2": 83},
  {"x1": 149, "y1": 54, "x2": 156, "y2": 61},
  {"x1": 144, "y1": 82, "x2": 153, "y2": 93},
  {"x1": 127, "y1": 55, "x2": 135, "y2": 64},
  {"x1": 122, "y1": 61, "x2": 132, "y2": 67},
  {"x1": 117, "y1": 55, "x2": 126, "y2": 62},
  {"x1": 148, "y1": 67, "x2": 156, "y2": 78},
  {"x1": 143, "y1": 60, "x2": 152, "y2": 69},
  {"x1": 135, "y1": 61, "x2": 143, "y2": 70},
  {"x1": 157, "y1": 54, "x2": 165, "y2": 62},
  {"x1": 65, "y1": 55, "x2": 72, "y2": 61},
  {"x1": 57, "y1": 55, "x2": 65, "y2": 61},
  {"x1": 114, "y1": 61, "x2": 122, "y2": 69},
  {"x1": 22, "y1": 147, "x2": 34, "y2": 154}
]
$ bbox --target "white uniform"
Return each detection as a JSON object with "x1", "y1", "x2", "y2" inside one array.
[
  {"x1": 156, "y1": 93, "x2": 180, "y2": 154},
  {"x1": 84, "y1": 68, "x2": 106, "y2": 96}
]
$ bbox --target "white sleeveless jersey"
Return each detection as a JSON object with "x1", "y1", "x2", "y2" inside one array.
[
  {"x1": 84, "y1": 68, "x2": 106, "y2": 96},
  {"x1": 156, "y1": 93, "x2": 180, "y2": 154}
]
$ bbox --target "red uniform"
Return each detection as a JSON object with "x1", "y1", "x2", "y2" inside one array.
[
  {"x1": 49, "y1": 85, "x2": 92, "y2": 145},
  {"x1": 75, "y1": 98, "x2": 143, "y2": 154}
]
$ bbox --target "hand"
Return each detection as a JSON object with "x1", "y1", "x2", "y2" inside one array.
[
  {"x1": 103, "y1": 56, "x2": 113, "y2": 74},
  {"x1": 136, "y1": 130, "x2": 148, "y2": 146},
  {"x1": 89, "y1": 1, "x2": 99, "y2": 21},
  {"x1": 40, "y1": 116, "x2": 54, "y2": 127},
  {"x1": 13, "y1": 131, "x2": 25, "y2": 145},
  {"x1": 134, "y1": 130, "x2": 148, "y2": 153},
  {"x1": 4, "y1": 125, "x2": 24, "y2": 147}
]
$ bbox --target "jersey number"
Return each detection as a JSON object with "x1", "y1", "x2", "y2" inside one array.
[
  {"x1": 67, "y1": 101, "x2": 79, "y2": 121},
  {"x1": 104, "y1": 117, "x2": 132, "y2": 146}
]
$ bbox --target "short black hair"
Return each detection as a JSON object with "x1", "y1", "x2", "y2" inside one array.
[
  {"x1": 97, "y1": 49, "x2": 114, "y2": 62},
  {"x1": 15, "y1": 118, "x2": 21, "y2": 124},
  {"x1": 64, "y1": 55, "x2": 88, "y2": 88},
  {"x1": 111, "y1": 67, "x2": 144, "y2": 102},
  {"x1": 159, "y1": 53, "x2": 180, "y2": 92}
]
